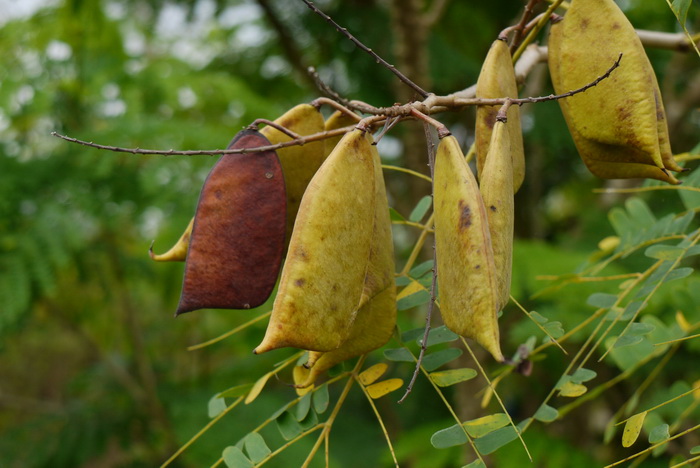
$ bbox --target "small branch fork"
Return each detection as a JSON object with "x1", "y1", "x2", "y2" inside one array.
[{"x1": 51, "y1": 53, "x2": 621, "y2": 156}]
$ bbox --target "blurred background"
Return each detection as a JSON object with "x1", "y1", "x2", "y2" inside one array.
[{"x1": 0, "y1": 0, "x2": 698, "y2": 466}]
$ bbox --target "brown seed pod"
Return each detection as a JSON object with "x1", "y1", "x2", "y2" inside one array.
[{"x1": 176, "y1": 129, "x2": 287, "y2": 315}]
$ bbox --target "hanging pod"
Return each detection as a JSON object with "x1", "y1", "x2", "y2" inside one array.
[
  {"x1": 301, "y1": 142, "x2": 396, "y2": 386},
  {"x1": 254, "y1": 129, "x2": 377, "y2": 353},
  {"x1": 547, "y1": 0, "x2": 682, "y2": 183},
  {"x1": 176, "y1": 129, "x2": 287, "y2": 315},
  {"x1": 433, "y1": 135, "x2": 503, "y2": 362},
  {"x1": 260, "y1": 104, "x2": 327, "y2": 243},
  {"x1": 479, "y1": 120, "x2": 515, "y2": 311},
  {"x1": 475, "y1": 38, "x2": 525, "y2": 193}
]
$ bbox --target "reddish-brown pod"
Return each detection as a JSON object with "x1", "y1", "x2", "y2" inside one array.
[{"x1": 176, "y1": 129, "x2": 286, "y2": 315}]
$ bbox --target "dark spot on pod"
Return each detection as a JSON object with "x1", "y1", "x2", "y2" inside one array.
[
  {"x1": 458, "y1": 199, "x2": 472, "y2": 229},
  {"x1": 490, "y1": 205, "x2": 497, "y2": 212},
  {"x1": 475, "y1": 264, "x2": 481, "y2": 269},
  {"x1": 176, "y1": 129, "x2": 287, "y2": 315},
  {"x1": 295, "y1": 278, "x2": 306, "y2": 287}
]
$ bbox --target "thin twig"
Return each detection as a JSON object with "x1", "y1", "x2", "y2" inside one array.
[
  {"x1": 307, "y1": 66, "x2": 354, "y2": 108},
  {"x1": 248, "y1": 119, "x2": 301, "y2": 139},
  {"x1": 509, "y1": 0, "x2": 542, "y2": 51},
  {"x1": 398, "y1": 121, "x2": 438, "y2": 404},
  {"x1": 431, "y1": 53, "x2": 623, "y2": 110},
  {"x1": 50, "y1": 126, "x2": 358, "y2": 156},
  {"x1": 53, "y1": 54, "x2": 619, "y2": 156},
  {"x1": 310, "y1": 97, "x2": 361, "y2": 121},
  {"x1": 300, "y1": 0, "x2": 430, "y2": 98}
]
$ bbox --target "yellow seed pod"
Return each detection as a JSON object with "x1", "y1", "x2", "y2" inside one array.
[
  {"x1": 548, "y1": 18, "x2": 680, "y2": 184},
  {"x1": 300, "y1": 143, "x2": 396, "y2": 386},
  {"x1": 260, "y1": 104, "x2": 326, "y2": 242},
  {"x1": 149, "y1": 217, "x2": 194, "y2": 262},
  {"x1": 254, "y1": 129, "x2": 376, "y2": 353},
  {"x1": 548, "y1": 0, "x2": 681, "y2": 179},
  {"x1": 433, "y1": 135, "x2": 503, "y2": 362},
  {"x1": 479, "y1": 120, "x2": 514, "y2": 311},
  {"x1": 323, "y1": 110, "x2": 361, "y2": 157},
  {"x1": 475, "y1": 38, "x2": 525, "y2": 193}
]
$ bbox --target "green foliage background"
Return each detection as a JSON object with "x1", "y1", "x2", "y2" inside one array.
[{"x1": 0, "y1": 0, "x2": 698, "y2": 467}]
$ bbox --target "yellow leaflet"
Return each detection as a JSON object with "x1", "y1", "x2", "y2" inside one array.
[
  {"x1": 366, "y1": 378, "x2": 404, "y2": 399},
  {"x1": 245, "y1": 372, "x2": 273, "y2": 404},
  {"x1": 676, "y1": 311, "x2": 692, "y2": 333},
  {"x1": 463, "y1": 413, "x2": 510, "y2": 438},
  {"x1": 293, "y1": 366, "x2": 314, "y2": 396},
  {"x1": 559, "y1": 381, "x2": 588, "y2": 398},
  {"x1": 693, "y1": 381, "x2": 700, "y2": 400},
  {"x1": 359, "y1": 363, "x2": 388, "y2": 386},
  {"x1": 622, "y1": 411, "x2": 647, "y2": 447},
  {"x1": 397, "y1": 280, "x2": 426, "y2": 301}
]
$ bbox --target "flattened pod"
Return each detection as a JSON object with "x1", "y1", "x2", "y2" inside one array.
[
  {"x1": 149, "y1": 217, "x2": 194, "y2": 262},
  {"x1": 480, "y1": 120, "x2": 514, "y2": 311},
  {"x1": 176, "y1": 130, "x2": 286, "y2": 315},
  {"x1": 548, "y1": 0, "x2": 683, "y2": 176},
  {"x1": 548, "y1": 20, "x2": 680, "y2": 184},
  {"x1": 301, "y1": 144, "x2": 396, "y2": 386},
  {"x1": 434, "y1": 136, "x2": 503, "y2": 362},
  {"x1": 475, "y1": 38, "x2": 525, "y2": 193},
  {"x1": 260, "y1": 104, "x2": 326, "y2": 243},
  {"x1": 254, "y1": 129, "x2": 376, "y2": 353}
]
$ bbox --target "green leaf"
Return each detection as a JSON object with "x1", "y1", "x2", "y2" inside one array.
[
  {"x1": 644, "y1": 244, "x2": 684, "y2": 260},
  {"x1": 627, "y1": 322, "x2": 655, "y2": 336},
  {"x1": 529, "y1": 311, "x2": 549, "y2": 324},
  {"x1": 648, "y1": 423, "x2": 670, "y2": 444},
  {"x1": 473, "y1": 426, "x2": 519, "y2": 455},
  {"x1": 663, "y1": 267, "x2": 694, "y2": 283},
  {"x1": 276, "y1": 411, "x2": 303, "y2": 441},
  {"x1": 298, "y1": 407, "x2": 319, "y2": 430},
  {"x1": 534, "y1": 404, "x2": 559, "y2": 423},
  {"x1": 409, "y1": 260, "x2": 434, "y2": 279},
  {"x1": 312, "y1": 384, "x2": 329, "y2": 414},
  {"x1": 223, "y1": 446, "x2": 253, "y2": 468},
  {"x1": 605, "y1": 301, "x2": 645, "y2": 321},
  {"x1": 614, "y1": 335, "x2": 644, "y2": 348},
  {"x1": 571, "y1": 368, "x2": 597, "y2": 383},
  {"x1": 430, "y1": 368, "x2": 477, "y2": 387},
  {"x1": 296, "y1": 392, "x2": 312, "y2": 421},
  {"x1": 422, "y1": 348, "x2": 463, "y2": 372},
  {"x1": 431, "y1": 424, "x2": 468, "y2": 449},
  {"x1": 622, "y1": 412, "x2": 647, "y2": 447},
  {"x1": 218, "y1": 383, "x2": 254, "y2": 399},
  {"x1": 543, "y1": 321, "x2": 565, "y2": 338},
  {"x1": 208, "y1": 395, "x2": 227, "y2": 418},
  {"x1": 691, "y1": 445, "x2": 700, "y2": 455},
  {"x1": 462, "y1": 461, "x2": 486, "y2": 468},
  {"x1": 397, "y1": 290, "x2": 431, "y2": 310},
  {"x1": 587, "y1": 293, "x2": 618, "y2": 308},
  {"x1": 384, "y1": 347, "x2": 414, "y2": 362},
  {"x1": 463, "y1": 413, "x2": 511, "y2": 438},
  {"x1": 671, "y1": 0, "x2": 692, "y2": 24},
  {"x1": 389, "y1": 207, "x2": 406, "y2": 222},
  {"x1": 395, "y1": 276, "x2": 411, "y2": 286},
  {"x1": 401, "y1": 327, "x2": 425, "y2": 342},
  {"x1": 243, "y1": 433, "x2": 271, "y2": 464},
  {"x1": 420, "y1": 325, "x2": 459, "y2": 347},
  {"x1": 409, "y1": 195, "x2": 432, "y2": 222}
]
